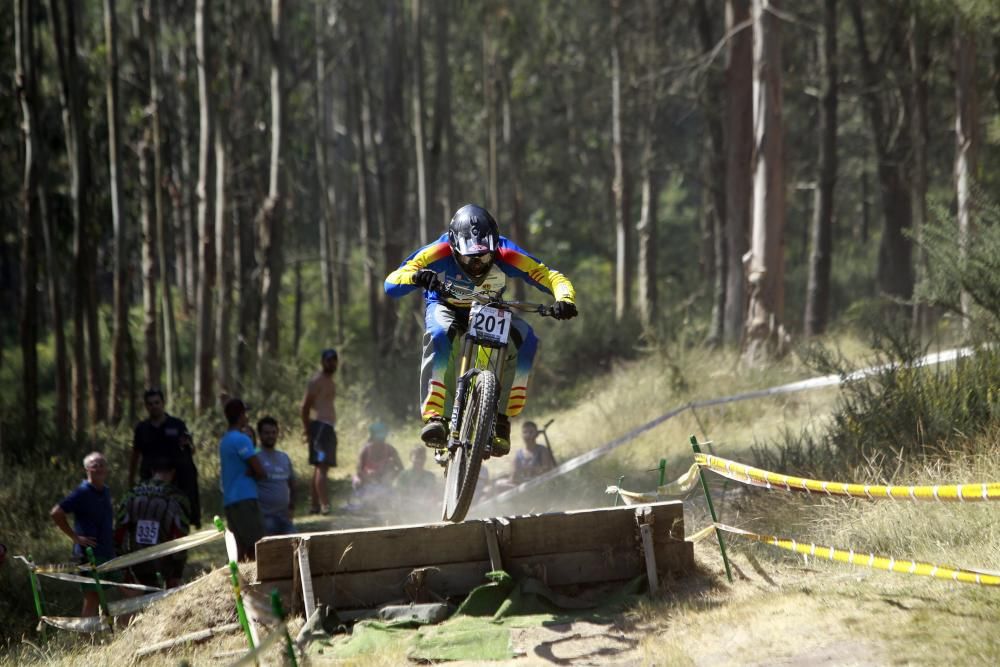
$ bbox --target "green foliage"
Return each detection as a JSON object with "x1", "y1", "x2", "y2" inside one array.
[{"x1": 752, "y1": 335, "x2": 1000, "y2": 478}]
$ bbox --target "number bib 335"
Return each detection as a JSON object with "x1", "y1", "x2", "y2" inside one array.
[
  {"x1": 135, "y1": 519, "x2": 161, "y2": 546},
  {"x1": 469, "y1": 304, "x2": 512, "y2": 346}
]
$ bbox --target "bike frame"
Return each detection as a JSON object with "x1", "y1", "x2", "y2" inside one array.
[{"x1": 447, "y1": 327, "x2": 508, "y2": 455}]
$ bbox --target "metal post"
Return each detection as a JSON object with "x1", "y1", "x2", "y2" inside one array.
[
  {"x1": 85, "y1": 547, "x2": 112, "y2": 626},
  {"x1": 229, "y1": 561, "x2": 255, "y2": 651},
  {"x1": 690, "y1": 435, "x2": 733, "y2": 583},
  {"x1": 271, "y1": 589, "x2": 299, "y2": 667}
]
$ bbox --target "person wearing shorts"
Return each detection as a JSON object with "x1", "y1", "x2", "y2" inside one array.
[{"x1": 301, "y1": 349, "x2": 339, "y2": 514}]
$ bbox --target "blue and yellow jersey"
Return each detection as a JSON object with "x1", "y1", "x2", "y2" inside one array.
[{"x1": 384, "y1": 234, "x2": 576, "y2": 308}]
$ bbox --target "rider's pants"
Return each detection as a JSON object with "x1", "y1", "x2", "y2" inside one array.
[{"x1": 420, "y1": 301, "x2": 538, "y2": 422}]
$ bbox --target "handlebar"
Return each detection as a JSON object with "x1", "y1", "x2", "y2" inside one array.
[{"x1": 439, "y1": 279, "x2": 555, "y2": 317}]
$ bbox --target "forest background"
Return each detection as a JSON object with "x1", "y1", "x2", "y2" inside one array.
[{"x1": 3, "y1": 0, "x2": 1000, "y2": 649}]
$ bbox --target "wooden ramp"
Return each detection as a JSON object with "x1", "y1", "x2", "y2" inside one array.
[{"x1": 254, "y1": 501, "x2": 693, "y2": 611}]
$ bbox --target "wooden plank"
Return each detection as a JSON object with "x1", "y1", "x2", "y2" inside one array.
[
  {"x1": 297, "y1": 537, "x2": 316, "y2": 619},
  {"x1": 639, "y1": 524, "x2": 658, "y2": 595},
  {"x1": 504, "y1": 502, "x2": 685, "y2": 557},
  {"x1": 256, "y1": 520, "x2": 488, "y2": 581}
]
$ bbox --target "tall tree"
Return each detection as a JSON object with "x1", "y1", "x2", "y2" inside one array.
[
  {"x1": 315, "y1": 0, "x2": 336, "y2": 312},
  {"x1": 610, "y1": 0, "x2": 631, "y2": 322},
  {"x1": 214, "y1": 114, "x2": 231, "y2": 391},
  {"x1": 804, "y1": 0, "x2": 839, "y2": 336},
  {"x1": 257, "y1": 0, "x2": 286, "y2": 361},
  {"x1": 193, "y1": 0, "x2": 215, "y2": 412},
  {"x1": 909, "y1": 9, "x2": 930, "y2": 334},
  {"x1": 138, "y1": 130, "x2": 160, "y2": 388},
  {"x1": 743, "y1": 0, "x2": 786, "y2": 364},
  {"x1": 412, "y1": 0, "x2": 430, "y2": 244},
  {"x1": 848, "y1": 0, "x2": 913, "y2": 302},
  {"x1": 723, "y1": 0, "x2": 752, "y2": 344},
  {"x1": 381, "y1": 0, "x2": 406, "y2": 346},
  {"x1": 954, "y1": 13, "x2": 978, "y2": 334},
  {"x1": 15, "y1": 0, "x2": 40, "y2": 443},
  {"x1": 428, "y1": 0, "x2": 453, "y2": 225},
  {"x1": 146, "y1": 0, "x2": 177, "y2": 397}
]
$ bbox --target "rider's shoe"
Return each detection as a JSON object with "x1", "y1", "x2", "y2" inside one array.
[
  {"x1": 492, "y1": 414, "x2": 511, "y2": 457},
  {"x1": 421, "y1": 417, "x2": 448, "y2": 447}
]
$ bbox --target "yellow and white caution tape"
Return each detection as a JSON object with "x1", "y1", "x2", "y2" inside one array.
[
  {"x1": 606, "y1": 463, "x2": 703, "y2": 505},
  {"x1": 696, "y1": 454, "x2": 1000, "y2": 502},
  {"x1": 716, "y1": 523, "x2": 1000, "y2": 586},
  {"x1": 95, "y1": 527, "x2": 224, "y2": 573},
  {"x1": 41, "y1": 615, "x2": 111, "y2": 633},
  {"x1": 227, "y1": 621, "x2": 288, "y2": 667},
  {"x1": 686, "y1": 524, "x2": 717, "y2": 544}
]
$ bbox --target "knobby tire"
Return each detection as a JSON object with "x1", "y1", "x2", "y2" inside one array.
[{"x1": 441, "y1": 370, "x2": 498, "y2": 522}]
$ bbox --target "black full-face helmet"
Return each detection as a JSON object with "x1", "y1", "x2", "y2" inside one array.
[{"x1": 448, "y1": 204, "x2": 500, "y2": 280}]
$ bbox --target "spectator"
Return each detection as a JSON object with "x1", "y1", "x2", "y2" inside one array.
[
  {"x1": 115, "y1": 457, "x2": 190, "y2": 588},
  {"x1": 301, "y1": 349, "x2": 339, "y2": 515},
  {"x1": 130, "y1": 388, "x2": 201, "y2": 527},
  {"x1": 256, "y1": 416, "x2": 296, "y2": 536},
  {"x1": 511, "y1": 421, "x2": 556, "y2": 484},
  {"x1": 50, "y1": 452, "x2": 115, "y2": 617},
  {"x1": 220, "y1": 399, "x2": 266, "y2": 561},
  {"x1": 394, "y1": 446, "x2": 437, "y2": 503},
  {"x1": 353, "y1": 421, "x2": 403, "y2": 492}
]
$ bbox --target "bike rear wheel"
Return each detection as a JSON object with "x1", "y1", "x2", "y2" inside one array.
[{"x1": 441, "y1": 370, "x2": 498, "y2": 522}]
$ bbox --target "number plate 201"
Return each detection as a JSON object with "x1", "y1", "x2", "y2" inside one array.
[{"x1": 469, "y1": 304, "x2": 512, "y2": 345}]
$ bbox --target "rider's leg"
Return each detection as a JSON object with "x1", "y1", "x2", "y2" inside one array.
[{"x1": 420, "y1": 303, "x2": 458, "y2": 443}]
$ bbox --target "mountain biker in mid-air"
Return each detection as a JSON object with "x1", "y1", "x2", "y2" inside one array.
[{"x1": 384, "y1": 204, "x2": 578, "y2": 455}]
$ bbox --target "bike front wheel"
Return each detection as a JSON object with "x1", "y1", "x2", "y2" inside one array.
[{"x1": 441, "y1": 370, "x2": 498, "y2": 522}]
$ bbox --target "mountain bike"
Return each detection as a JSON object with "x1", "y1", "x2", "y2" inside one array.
[{"x1": 436, "y1": 279, "x2": 555, "y2": 522}]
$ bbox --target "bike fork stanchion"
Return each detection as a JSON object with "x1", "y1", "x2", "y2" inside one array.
[
  {"x1": 689, "y1": 435, "x2": 733, "y2": 584},
  {"x1": 229, "y1": 561, "x2": 256, "y2": 652},
  {"x1": 85, "y1": 546, "x2": 112, "y2": 628}
]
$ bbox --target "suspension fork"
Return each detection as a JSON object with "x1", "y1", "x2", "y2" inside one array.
[{"x1": 448, "y1": 335, "x2": 477, "y2": 447}]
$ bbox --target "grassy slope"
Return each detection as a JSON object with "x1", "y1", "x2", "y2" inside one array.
[{"x1": 6, "y1": 334, "x2": 997, "y2": 665}]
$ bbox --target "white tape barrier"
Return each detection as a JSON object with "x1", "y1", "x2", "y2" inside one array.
[
  {"x1": 34, "y1": 570, "x2": 162, "y2": 592},
  {"x1": 96, "y1": 527, "x2": 225, "y2": 573},
  {"x1": 478, "y1": 346, "x2": 972, "y2": 509}
]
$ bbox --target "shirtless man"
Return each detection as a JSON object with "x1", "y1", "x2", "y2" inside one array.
[{"x1": 301, "y1": 348, "x2": 338, "y2": 514}]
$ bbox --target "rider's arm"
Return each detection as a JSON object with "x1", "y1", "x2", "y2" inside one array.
[
  {"x1": 496, "y1": 241, "x2": 576, "y2": 303},
  {"x1": 384, "y1": 238, "x2": 452, "y2": 298},
  {"x1": 300, "y1": 382, "x2": 315, "y2": 436}
]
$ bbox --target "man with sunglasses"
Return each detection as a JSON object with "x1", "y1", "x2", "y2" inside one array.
[{"x1": 385, "y1": 204, "x2": 578, "y2": 455}]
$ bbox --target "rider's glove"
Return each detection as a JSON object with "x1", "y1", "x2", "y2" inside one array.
[
  {"x1": 414, "y1": 269, "x2": 441, "y2": 292},
  {"x1": 551, "y1": 301, "x2": 578, "y2": 320}
]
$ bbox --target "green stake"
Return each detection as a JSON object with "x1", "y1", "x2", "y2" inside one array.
[
  {"x1": 690, "y1": 435, "x2": 733, "y2": 584},
  {"x1": 613, "y1": 475, "x2": 625, "y2": 506},
  {"x1": 26, "y1": 555, "x2": 45, "y2": 623},
  {"x1": 214, "y1": 515, "x2": 226, "y2": 532},
  {"x1": 270, "y1": 589, "x2": 298, "y2": 667},
  {"x1": 85, "y1": 547, "x2": 112, "y2": 628},
  {"x1": 229, "y1": 561, "x2": 255, "y2": 651},
  {"x1": 658, "y1": 458, "x2": 667, "y2": 487}
]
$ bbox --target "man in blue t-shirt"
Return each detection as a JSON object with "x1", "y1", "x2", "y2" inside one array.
[
  {"x1": 256, "y1": 416, "x2": 296, "y2": 536},
  {"x1": 220, "y1": 398, "x2": 266, "y2": 560},
  {"x1": 50, "y1": 451, "x2": 115, "y2": 617}
]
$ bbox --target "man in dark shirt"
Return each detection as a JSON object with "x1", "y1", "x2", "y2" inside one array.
[
  {"x1": 130, "y1": 388, "x2": 201, "y2": 527},
  {"x1": 51, "y1": 451, "x2": 115, "y2": 617}
]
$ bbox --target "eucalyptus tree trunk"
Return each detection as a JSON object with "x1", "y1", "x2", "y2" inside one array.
[
  {"x1": 257, "y1": 0, "x2": 286, "y2": 361},
  {"x1": 955, "y1": 16, "x2": 977, "y2": 336},
  {"x1": 147, "y1": 0, "x2": 177, "y2": 397},
  {"x1": 501, "y1": 67, "x2": 526, "y2": 300},
  {"x1": 193, "y1": 0, "x2": 215, "y2": 412},
  {"x1": 610, "y1": 0, "x2": 631, "y2": 322},
  {"x1": 104, "y1": 0, "x2": 131, "y2": 423},
  {"x1": 214, "y1": 118, "x2": 231, "y2": 392},
  {"x1": 382, "y1": 0, "x2": 405, "y2": 346},
  {"x1": 804, "y1": 0, "x2": 838, "y2": 336},
  {"x1": 315, "y1": 0, "x2": 336, "y2": 311},
  {"x1": 742, "y1": 0, "x2": 786, "y2": 366},
  {"x1": 724, "y1": 0, "x2": 752, "y2": 345},
  {"x1": 484, "y1": 25, "x2": 499, "y2": 215},
  {"x1": 350, "y1": 34, "x2": 380, "y2": 342},
  {"x1": 15, "y1": 0, "x2": 41, "y2": 444},
  {"x1": 636, "y1": 141, "x2": 659, "y2": 333},
  {"x1": 412, "y1": 0, "x2": 429, "y2": 244},
  {"x1": 429, "y1": 0, "x2": 452, "y2": 225},
  {"x1": 39, "y1": 184, "x2": 69, "y2": 438},
  {"x1": 909, "y1": 11, "x2": 929, "y2": 336},
  {"x1": 177, "y1": 32, "x2": 196, "y2": 313},
  {"x1": 139, "y1": 130, "x2": 161, "y2": 388},
  {"x1": 848, "y1": 0, "x2": 913, "y2": 302},
  {"x1": 695, "y1": 0, "x2": 727, "y2": 346}
]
